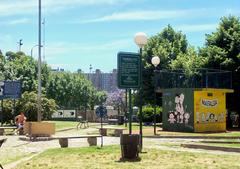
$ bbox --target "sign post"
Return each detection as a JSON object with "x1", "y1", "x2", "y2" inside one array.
[
  {"x1": 96, "y1": 105, "x2": 107, "y2": 147},
  {"x1": 117, "y1": 52, "x2": 140, "y2": 134},
  {"x1": 0, "y1": 81, "x2": 22, "y2": 126},
  {"x1": 118, "y1": 52, "x2": 141, "y2": 89}
]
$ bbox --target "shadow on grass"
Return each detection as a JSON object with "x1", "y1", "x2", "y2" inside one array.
[{"x1": 116, "y1": 157, "x2": 141, "y2": 163}]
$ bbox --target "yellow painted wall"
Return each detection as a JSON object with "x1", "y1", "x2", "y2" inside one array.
[{"x1": 194, "y1": 90, "x2": 226, "y2": 132}]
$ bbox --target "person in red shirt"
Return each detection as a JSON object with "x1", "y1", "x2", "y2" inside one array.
[{"x1": 15, "y1": 112, "x2": 27, "y2": 133}]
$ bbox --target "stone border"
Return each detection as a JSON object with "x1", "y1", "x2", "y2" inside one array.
[
  {"x1": 201, "y1": 141, "x2": 240, "y2": 144},
  {"x1": 19, "y1": 136, "x2": 54, "y2": 142},
  {"x1": 144, "y1": 135, "x2": 240, "y2": 139},
  {"x1": 181, "y1": 144, "x2": 240, "y2": 153}
]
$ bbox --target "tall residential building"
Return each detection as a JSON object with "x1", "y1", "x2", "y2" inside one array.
[{"x1": 84, "y1": 69, "x2": 118, "y2": 93}]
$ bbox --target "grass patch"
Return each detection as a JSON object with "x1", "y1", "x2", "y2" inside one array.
[
  {"x1": 0, "y1": 150, "x2": 34, "y2": 165},
  {"x1": 44, "y1": 121, "x2": 79, "y2": 131},
  {"x1": 14, "y1": 145, "x2": 240, "y2": 169}
]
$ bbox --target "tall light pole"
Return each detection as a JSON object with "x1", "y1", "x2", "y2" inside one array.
[
  {"x1": 18, "y1": 39, "x2": 23, "y2": 51},
  {"x1": 89, "y1": 64, "x2": 92, "y2": 81},
  {"x1": 31, "y1": 45, "x2": 42, "y2": 58},
  {"x1": 151, "y1": 56, "x2": 160, "y2": 135},
  {"x1": 134, "y1": 32, "x2": 148, "y2": 151},
  {"x1": 42, "y1": 17, "x2": 45, "y2": 61},
  {"x1": 37, "y1": 0, "x2": 42, "y2": 122}
]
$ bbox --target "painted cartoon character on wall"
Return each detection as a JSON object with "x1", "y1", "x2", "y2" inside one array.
[
  {"x1": 218, "y1": 113, "x2": 224, "y2": 122},
  {"x1": 168, "y1": 93, "x2": 191, "y2": 125},
  {"x1": 175, "y1": 94, "x2": 185, "y2": 123},
  {"x1": 168, "y1": 111, "x2": 176, "y2": 124},
  {"x1": 209, "y1": 113, "x2": 216, "y2": 122},
  {"x1": 184, "y1": 113, "x2": 190, "y2": 124}
]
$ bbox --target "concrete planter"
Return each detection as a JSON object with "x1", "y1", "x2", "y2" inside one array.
[{"x1": 24, "y1": 122, "x2": 55, "y2": 137}]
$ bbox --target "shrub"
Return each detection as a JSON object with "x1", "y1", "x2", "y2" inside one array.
[{"x1": 137, "y1": 105, "x2": 162, "y2": 122}]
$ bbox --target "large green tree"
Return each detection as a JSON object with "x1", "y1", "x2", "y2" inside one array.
[
  {"x1": 0, "y1": 52, "x2": 53, "y2": 123},
  {"x1": 2, "y1": 51, "x2": 50, "y2": 92},
  {"x1": 136, "y1": 25, "x2": 189, "y2": 105},
  {"x1": 200, "y1": 16, "x2": 240, "y2": 112},
  {"x1": 47, "y1": 71, "x2": 107, "y2": 111}
]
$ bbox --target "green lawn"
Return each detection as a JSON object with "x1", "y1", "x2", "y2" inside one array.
[
  {"x1": 44, "y1": 121, "x2": 79, "y2": 131},
  {"x1": 14, "y1": 145, "x2": 240, "y2": 169},
  {"x1": 0, "y1": 148, "x2": 34, "y2": 166},
  {"x1": 45, "y1": 120, "x2": 240, "y2": 137}
]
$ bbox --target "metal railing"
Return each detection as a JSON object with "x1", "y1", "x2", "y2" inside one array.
[{"x1": 155, "y1": 68, "x2": 232, "y2": 89}]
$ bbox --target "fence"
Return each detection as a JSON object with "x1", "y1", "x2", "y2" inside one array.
[{"x1": 154, "y1": 68, "x2": 232, "y2": 89}]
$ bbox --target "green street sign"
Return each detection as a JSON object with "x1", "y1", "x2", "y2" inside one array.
[{"x1": 117, "y1": 52, "x2": 141, "y2": 89}]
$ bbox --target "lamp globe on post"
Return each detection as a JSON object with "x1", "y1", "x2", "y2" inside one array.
[
  {"x1": 151, "y1": 56, "x2": 160, "y2": 135},
  {"x1": 134, "y1": 32, "x2": 148, "y2": 152},
  {"x1": 151, "y1": 56, "x2": 160, "y2": 68},
  {"x1": 134, "y1": 32, "x2": 148, "y2": 48}
]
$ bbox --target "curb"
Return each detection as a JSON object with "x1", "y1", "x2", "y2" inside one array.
[
  {"x1": 144, "y1": 135, "x2": 240, "y2": 139},
  {"x1": 181, "y1": 144, "x2": 240, "y2": 153}
]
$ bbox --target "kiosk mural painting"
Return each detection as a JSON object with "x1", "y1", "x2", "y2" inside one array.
[
  {"x1": 163, "y1": 88, "x2": 194, "y2": 132},
  {"x1": 168, "y1": 93, "x2": 191, "y2": 125},
  {"x1": 194, "y1": 90, "x2": 228, "y2": 132},
  {"x1": 163, "y1": 88, "x2": 232, "y2": 132}
]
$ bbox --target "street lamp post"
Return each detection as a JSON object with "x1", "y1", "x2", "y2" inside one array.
[
  {"x1": 37, "y1": 0, "x2": 42, "y2": 122},
  {"x1": 151, "y1": 56, "x2": 160, "y2": 135},
  {"x1": 134, "y1": 32, "x2": 148, "y2": 151},
  {"x1": 31, "y1": 45, "x2": 43, "y2": 58}
]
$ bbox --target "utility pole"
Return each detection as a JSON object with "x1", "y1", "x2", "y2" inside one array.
[
  {"x1": 42, "y1": 17, "x2": 45, "y2": 61},
  {"x1": 18, "y1": 39, "x2": 23, "y2": 51},
  {"x1": 37, "y1": 0, "x2": 42, "y2": 122}
]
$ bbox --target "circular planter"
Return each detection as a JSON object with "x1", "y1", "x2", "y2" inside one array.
[
  {"x1": 99, "y1": 128, "x2": 107, "y2": 136},
  {"x1": 59, "y1": 138, "x2": 68, "y2": 148},
  {"x1": 120, "y1": 134, "x2": 140, "y2": 159}
]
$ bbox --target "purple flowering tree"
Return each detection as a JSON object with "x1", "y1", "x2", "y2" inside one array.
[{"x1": 106, "y1": 89, "x2": 125, "y2": 116}]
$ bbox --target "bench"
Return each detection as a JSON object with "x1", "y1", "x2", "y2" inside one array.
[
  {"x1": 108, "y1": 119, "x2": 118, "y2": 125},
  {"x1": 97, "y1": 127, "x2": 126, "y2": 137},
  {"x1": 53, "y1": 135, "x2": 101, "y2": 148},
  {"x1": 0, "y1": 126, "x2": 17, "y2": 135}
]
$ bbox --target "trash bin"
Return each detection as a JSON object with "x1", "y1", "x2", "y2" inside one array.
[
  {"x1": 118, "y1": 115, "x2": 124, "y2": 125},
  {"x1": 120, "y1": 134, "x2": 139, "y2": 159}
]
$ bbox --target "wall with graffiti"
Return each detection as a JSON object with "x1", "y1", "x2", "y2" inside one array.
[
  {"x1": 162, "y1": 88, "x2": 194, "y2": 132},
  {"x1": 194, "y1": 90, "x2": 227, "y2": 132}
]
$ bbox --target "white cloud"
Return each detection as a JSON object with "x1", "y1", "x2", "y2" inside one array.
[
  {"x1": 9, "y1": 18, "x2": 30, "y2": 25},
  {"x1": 176, "y1": 23, "x2": 218, "y2": 32},
  {"x1": 0, "y1": 0, "x2": 129, "y2": 16},
  {"x1": 75, "y1": 8, "x2": 240, "y2": 24},
  {"x1": 0, "y1": 18, "x2": 31, "y2": 27},
  {"x1": 44, "y1": 39, "x2": 132, "y2": 57},
  {"x1": 79, "y1": 9, "x2": 217, "y2": 23}
]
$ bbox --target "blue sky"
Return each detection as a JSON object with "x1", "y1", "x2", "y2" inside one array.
[{"x1": 0, "y1": 0, "x2": 240, "y2": 73}]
